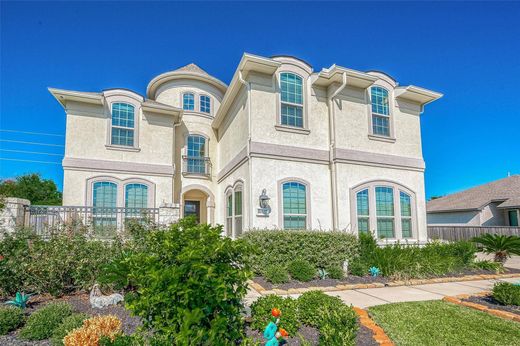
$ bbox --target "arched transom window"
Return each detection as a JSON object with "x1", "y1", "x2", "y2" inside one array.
[
  {"x1": 282, "y1": 181, "x2": 307, "y2": 229},
  {"x1": 280, "y1": 72, "x2": 304, "y2": 128},
  {"x1": 353, "y1": 181, "x2": 416, "y2": 239},
  {"x1": 371, "y1": 86, "x2": 390, "y2": 137}
]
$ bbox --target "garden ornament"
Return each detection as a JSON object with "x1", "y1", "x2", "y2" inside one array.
[
  {"x1": 263, "y1": 308, "x2": 288, "y2": 345},
  {"x1": 369, "y1": 266, "x2": 381, "y2": 277},
  {"x1": 257, "y1": 189, "x2": 271, "y2": 216},
  {"x1": 89, "y1": 284, "x2": 124, "y2": 309},
  {"x1": 5, "y1": 292, "x2": 32, "y2": 309}
]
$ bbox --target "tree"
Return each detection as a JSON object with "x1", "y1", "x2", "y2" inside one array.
[{"x1": 0, "y1": 174, "x2": 62, "y2": 205}]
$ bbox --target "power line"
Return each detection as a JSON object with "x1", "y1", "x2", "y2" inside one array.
[
  {"x1": 0, "y1": 129, "x2": 64, "y2": 137},
  {"x1": 0, "y1": 139, "x2": 64, "y2": 147},
  {"x1": 0, "y1": 158, "x2": 61, "y2": 165},
  {"x1": 0, "y1": 149, "x2": 63, "y2": 157}
]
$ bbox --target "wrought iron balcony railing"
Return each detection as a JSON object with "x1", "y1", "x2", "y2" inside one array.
[{"x1": 182, "y1": 155, "x2": 211, "y2": 176}]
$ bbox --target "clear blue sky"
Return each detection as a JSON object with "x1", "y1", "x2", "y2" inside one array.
[{"x1": 1, "y1": 1, "x2": 519, "y2": 199}]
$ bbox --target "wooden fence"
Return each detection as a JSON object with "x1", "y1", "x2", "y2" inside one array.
[{"x1": 427, "y1": 226, "x2": 520, "y2": 241}]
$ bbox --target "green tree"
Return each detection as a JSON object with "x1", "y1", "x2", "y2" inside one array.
[{"x1": 0, "y1": 174, "x2": 62, "y2": 205}]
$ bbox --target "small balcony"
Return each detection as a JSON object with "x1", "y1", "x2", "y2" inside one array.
[{"x1": 182, "y1": 155, "x2": 211, "y2": 177}]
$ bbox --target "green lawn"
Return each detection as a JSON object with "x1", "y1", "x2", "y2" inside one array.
[{"x1": 368, "y1": 300, "x2": 520, "y2": 346}]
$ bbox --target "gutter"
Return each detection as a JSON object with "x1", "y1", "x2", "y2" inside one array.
[
  {"x1": 328, "y1": 72, "x2": 347, "y2": 230},
  {"x1": 237, "y1": 70, "x2": 253, "y2": 231}
]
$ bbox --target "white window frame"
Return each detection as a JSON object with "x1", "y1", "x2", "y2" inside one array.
[
  {"x1": 278, "y1": 178, "x2": 311, "y2": 230},
  {"x1": 199, "y1": 94, "x2": 211, "y2": 114},
  {"x1": 224, "y1": 180, "x2": 244, "y2": 238},
  {"x1": 351, "y1": 180, "x2": 417, "y2": 240},
  {"x1": 182, "y1": 92, "x2": 195, "y2": 111},
  {"x1": 368, "y1": 85, "x2": 396, "y2": 142},
  {"x1": 275, "y1": 68, "x2": 310, "y2": 135},
  {"x1": 104, "y1": 90, "x2": 142, "y2": 152}
]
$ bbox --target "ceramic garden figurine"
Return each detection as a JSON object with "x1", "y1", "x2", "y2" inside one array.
[
  {"x1": 369, "y1": 266, "x2": 381, "y2": 277},
  {"x1": 263, "y1": 308, "x2": 288, "y2": 345}
]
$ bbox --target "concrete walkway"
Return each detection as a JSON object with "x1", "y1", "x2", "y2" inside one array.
[{"x1": 245, "y1": 256, "x2": 520, "y2": 308}]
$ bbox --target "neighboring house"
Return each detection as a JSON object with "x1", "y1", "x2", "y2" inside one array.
[
  {"x1": 49, "y1": 53, "x2": 441, "y2": 241},
  {"x1": 427, "y1": 175, "x2": 520, "y2": 227}
]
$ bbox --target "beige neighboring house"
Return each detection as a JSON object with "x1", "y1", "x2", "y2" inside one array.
[
  {"x1": 49, "y1": 53, "x2": 442, "y2": 241},
  {"x1": 427, "y1": 175, "x2": 520, "y2": 227}
]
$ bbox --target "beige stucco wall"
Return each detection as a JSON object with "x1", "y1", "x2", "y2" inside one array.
[
  {"x1": 154, "y1": 79, "x2": 223, "y2": 114},
  {"x1": 249, "y1": 157, "x2": 332, "y2": 230},
  {"x1": 62, "y1": 169, "x2": 173, "y2": 207}
]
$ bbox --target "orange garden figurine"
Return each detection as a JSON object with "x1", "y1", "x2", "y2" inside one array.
[{"x1": 263, "y1": 307, "x2": 288, "y2": 345}]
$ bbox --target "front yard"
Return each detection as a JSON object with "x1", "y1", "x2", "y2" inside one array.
[{"x1": 369, "y1": 300, "x2": 520, "y2": 345}]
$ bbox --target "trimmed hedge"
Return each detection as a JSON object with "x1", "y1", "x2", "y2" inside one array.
[
  {"x1": 492, "y1": 282, "x2": 520, "y2": 306},
  {"x1": 288, "y1": 259, "x2": 315, "y2": 282},
  {"x1": 241, "y1": 230, "x2": 358, "y2": 275}
]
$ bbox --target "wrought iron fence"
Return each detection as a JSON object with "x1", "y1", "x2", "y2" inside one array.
[
  {"x1": 24, "y1": 205, "x2": 159, "y2": 238},
  {"x1": 182, "y1": 155, "x2": 211, "y2": 176}
]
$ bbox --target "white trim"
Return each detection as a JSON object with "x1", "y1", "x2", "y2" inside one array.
[
  {"x1": 85, "y1": 175, "x2": 156, "y2": 208},
  {"x1": 277, "y1": 178, "x2": 311, "y2": 230}
]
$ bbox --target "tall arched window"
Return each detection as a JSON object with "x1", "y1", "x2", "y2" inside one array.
[
  {"x1": 371, "y1": 87, "x2": 390, "y2": 137},
  {"x1": 353, "y1": 181, "x2": 416, "y2": 239},
  {"x1": 282, "y1": 181, "x2": 307, "y2": 229},
  {"x1": 92, "y1": 181, "x2": 118, "y2": 230},
  {"x1": 224, "y1": 182, "x2": 244, "y2": 238},
  {"x1": 111, "y1": 103, "x2": 135, "y2": 146},
  {"x1": 280, "y1": 72, "x2": 304, "y2": 128},
  {"x1": 183, "y1": 93, "x2": 195, "y2": 111}
]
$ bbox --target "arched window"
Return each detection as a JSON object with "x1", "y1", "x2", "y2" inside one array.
[
  {"x1": 186, "y1": 135, "x2": 207, "y2": 174},
  {"x1": 353, "y1": 181, "x2": 416, "y2": 239},
  {"x1": 183, "y1": 93, "x2": 195, "y2": 111},
  {"x1": 200, "y1": 95, "x2": 211, "y2": 114},
  {"x1": 282, "y1": 181, "x2": 307, "y2": 229},
  {"x1": 92, "y1": 181, "x2": 118, "y2": 230},
  {"x1": 125, "y1": 184, "x2": 148, "y2": 208},
  {"x1": 111, "y1": 103, "x2": 135, "y2": 146},
  {"x1": 371, "y1": 87, "x2": 390, "y2": 137},
  {"x1": 280, "y1": 72, "x2": 304, "y2": 128},
  {"x1": 224, "y1": 182, "x2": 244, "y2": 238}
]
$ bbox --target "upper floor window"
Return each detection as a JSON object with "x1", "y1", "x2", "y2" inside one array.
[
  {"x1": 200, "y1": 95, "x2": 211, "y2": 114},
  {"x1": 280, "y1": 72, "x2": 304, "y2": 128},
  {"x1": 111, "y1": 103, "x2": 135, "y2": 147},
  {"x1": 186, "y1": 135, "x2": 207, "y2": 174},
  {"x1": 353, "y1": 181, "x2": 415, "y2": 239},
  {"x1": 183, "y1": 93, "x2": 195, "y2": 111},
  {"x1": 282, "y1": 181, "x2": 307, "y2": 229},
  {"x1": 371, "y1": 87, "x2": 390, "y2": 137}
]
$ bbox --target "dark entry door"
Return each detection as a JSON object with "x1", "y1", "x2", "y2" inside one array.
[{"x1": 184, "y1": 200, "x2": 200, "y2": 223}]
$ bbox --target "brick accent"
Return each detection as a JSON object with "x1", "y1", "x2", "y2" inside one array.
[
  {"x1": 443, "y1": 292, "x2": 520, "y2": 323},
  {"x1": 354, "y1": 307, "x2": 394, "y2": 345}
]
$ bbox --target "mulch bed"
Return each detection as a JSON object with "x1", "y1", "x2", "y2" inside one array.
[
  {"x1": 462, "y1": 295, "x2": 520, "y2": 316},
  {"x1": 253, "y1": 267, "x2": 520, "y2": 291},
  {"x1": 245, "y1": 321, "x2": 378, "y2": 346}
]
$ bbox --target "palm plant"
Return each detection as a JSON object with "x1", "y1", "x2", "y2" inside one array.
[{"x1": 472, "y1": 234, "x2": 520, "y2": 264}]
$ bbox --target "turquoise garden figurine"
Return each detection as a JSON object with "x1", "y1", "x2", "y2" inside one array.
[{"x1": 263, "y1": 308, "x2": 288, "y2": 345}]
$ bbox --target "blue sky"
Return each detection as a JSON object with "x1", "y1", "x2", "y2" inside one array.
[{"x1": 1, "y1": 1, "x2": 519, "y2": 199}]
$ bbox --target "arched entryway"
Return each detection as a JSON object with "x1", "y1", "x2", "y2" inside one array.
[{"x1": 181, "y1": 185, "x2": 215, "y2": 225}]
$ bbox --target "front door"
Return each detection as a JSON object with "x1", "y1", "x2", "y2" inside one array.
[
  {"x1": 509, "y1": 210, "x2": 519, "y2": 227},
  {"x1": 184, "y1": 200, "x2": 200, "y2": 223}
]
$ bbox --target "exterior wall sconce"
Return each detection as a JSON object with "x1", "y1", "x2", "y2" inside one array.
[{"x1": 257, "y1": 188, "x2": 271, "y2": 217}]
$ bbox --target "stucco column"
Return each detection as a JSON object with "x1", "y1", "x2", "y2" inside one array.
[
  {"x1": 207, "y1": 198, "x2": 215, "y2": 226},
  {"x1": 0, "y1": 197, "x2": 31, "y2": 238}
]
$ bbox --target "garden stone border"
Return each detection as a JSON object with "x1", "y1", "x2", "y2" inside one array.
[
  {"x1": 354, "y1": 307, "x2": 394, "y2": 346},
  {"x1": 249, "y1": 273, "x2": 520, "y2": 296},
  {"x1": 443, "y1": 292, "x2": 520, "y2": 323}
]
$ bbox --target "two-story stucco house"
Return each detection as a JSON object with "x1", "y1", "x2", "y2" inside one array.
[{"x1": 49, "y1": 53, "x2": 442, "y2": 241}]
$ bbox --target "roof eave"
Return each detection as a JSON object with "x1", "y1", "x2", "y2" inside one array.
[
  {"x1": 146, "y1": 71, "x2": 228, "y2": 100},
  {"x1": 313, "y1": 65, "x2": 378, "y2": 89},
  {"x1": 48, "y1": 87, "x2": 104, "y2": 108},
  {"x1": 142, "y1": 101, "x2": 183, "y2": 123},
  {"x1": 212, "y1": 53, "x2": 281, "y2": 129},
  {"x1": 395, "y1": 85, "x2": 443, "y2": 106},
  {"x1": 426, "y1": 208, "x2": 481, "y2": 214}
]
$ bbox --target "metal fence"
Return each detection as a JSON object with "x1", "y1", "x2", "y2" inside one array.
[
  {"x1": 427, "y1": 225, "x2": 520, "y2": 241},
  {"x1": 182, "y1": 156, "x2": 211, "y2": 176},
  {"x1": 24, "y1": 205, "x2": 159, "y2": 238}
]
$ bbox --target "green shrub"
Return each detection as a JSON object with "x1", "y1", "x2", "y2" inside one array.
[
  {"x1": 472, "y1": 260, "x2": 504, "y2": 273},
  {"x1": 351, "y1": 233, "x2": 477, "y2": 280},
  {"x1": 99, "y1": 334, "x2": 144, "y2": 346},
  {"x1": 0, "y1": 306, "x2": 24, "y2": 335},
  {"x1": 0, "y1": 227, "x2": 126, "y2": 297},
  {"x1": 50, "y1": 312, "x2": 88, "y2": 346},
  {"x1": 264, "y1": 264, "x2": 290, "y2": 284},
  {"x1": 492, "y1": 282, "x2": 520, "y2": 306},
  {"x1": 327, "y1": 266, "x2": 344, "y2": 280},
  {"x1": 473, "y1": 234, "x2": 520, "y2": 264},
  {"x1": 250, "y1": 295, "x2": 300, "y2": 335},
  {"x1": 316, "y1": 306, "x2": 357, "y2": 345},
  {"x1": 297, "y1": 291, "x2": 340, "y2": 327},
  {"x1": 109, "y1": 218, "x2": 251, "y2": 344},
  {"x1": 19, "y1": 302, "x2": 73, "y2": 340},
  {"x1": 288, "y1": 259, "x2": 315, "y2": 282},
  {"x1": 241, "y1": 230, "x2": 358, "y2": 275}
]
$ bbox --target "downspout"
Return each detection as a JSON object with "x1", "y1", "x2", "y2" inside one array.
[
  {"x1": 328, "y1": 72, "x2": 347, "y2": 230},
  {"x1": 172, "y1": 112, "x2": 183, "y2": 208},
  {"x1": 237, "y1": 70, "x2": 253, "y2": 230}
]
